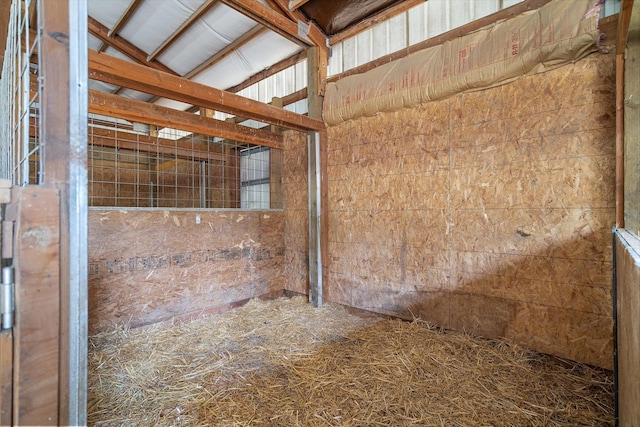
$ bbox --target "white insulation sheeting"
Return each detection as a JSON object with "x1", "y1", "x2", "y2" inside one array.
[{"x1": 88, "y1": 0, "x2": 300, "y2": 107}]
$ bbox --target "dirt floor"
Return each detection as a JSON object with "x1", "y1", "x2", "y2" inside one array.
[{"x1": 88, "y1": 296, "x2": 614, "y2": 426}]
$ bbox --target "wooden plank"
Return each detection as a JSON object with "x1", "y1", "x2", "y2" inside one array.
[
  {"x1": 89, "y1": 50, "x2": 324, "y2": 132},
  {"x1": 289, "y1": 0, "x2": 312, "y2": 10},
  {"x1": 39, "y1": 1, "x2": 68, "y2": 422},
  {"x1": 267, "y1": 0, "x2": 328, "y2": 52},
  {"x1": 0, "y1": 331, "x2": 12, "y2": 427},
  {"x1": 0, "y1": 0, "x2": 11, "y2": 71},
  {"x1": 11, "y1": 188, "x2": 60, "y2": 426},
  {"x1": 307, "y1": 46, "x2": 326, "y2": 307},
  {"x1": 89, "y1": 90, "x2": 284, "y2": 148},
  {"x1": 328, "y1": 0, "x2": 554, "y2": 83},
  {"x1": 615, "y1": 230, "x2": 640, "y2": 427},
  {"x1": 616, "y1": 53, "x2": 625, "y2": 228},
  {"x1": 329, "y1": 0, "x2": 424, "y2": 45},
  {"x1": 220, "y1": 0, "x2": 313, "y2": 47},
  {"x1": 599, "y1": 14, "x2": 619, "y2": 46},
  {"x1": 87, "y1": 17, "x2": 176, "y2": 75},
  {"x1": 148, "y1": 0, "x2": 220, "y2": 61},
  {"x1": 617, "y1": 0, "x2": 635, "y2": 53}
]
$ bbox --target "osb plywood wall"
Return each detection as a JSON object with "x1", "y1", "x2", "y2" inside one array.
[
  {"x1": 282, "y1": 130, "x2": 309, "y2": 294},
  {"x1": 89, "y1": 209, "x2": 284, "y2": 333},
  {"x1": 325, "y1": 52, "x2": 616, "y2": 369}
]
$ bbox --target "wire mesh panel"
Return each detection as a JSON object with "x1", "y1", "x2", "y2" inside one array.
[
  {"x1": 88, "y1": 116, "x2": 282, "y2": 210},
  {"x1": 1, "y1": 0, "x2": 41, "y2": 184}
]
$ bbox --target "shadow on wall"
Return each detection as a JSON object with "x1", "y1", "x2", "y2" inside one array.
[{"x1": 325, "y1": 227, "x2": 613, "y2": 370}]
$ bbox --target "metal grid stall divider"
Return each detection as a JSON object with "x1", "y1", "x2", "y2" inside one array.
[
  {"x1": 88, "y1": 117, "x2": 282, "y2": 210},
  {"x1": 1, "y1": 0, "x2": 41, "y2": 184}
]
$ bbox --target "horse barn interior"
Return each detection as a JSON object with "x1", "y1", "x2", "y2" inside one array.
[{"x1": 0, "y1": 0, "x2": 638, "y2": 425}]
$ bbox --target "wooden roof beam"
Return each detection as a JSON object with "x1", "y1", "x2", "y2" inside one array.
[
  {"x1": 89, "y1": 90, "x2": 283, "y2": 149},
  {"x1": 220, "y1": 0, "x2": 314, "y2": 48},
  {"x1": 288, "y1": 0, "x2": 312, "y2": 10},
  {"x1": 265, "y1": 0, "x2": 328, "y2": 49},
  {"x1": 89, "y1": 50, "x2": 324, "y2": 131},
  {"x1": 109, "y1": 0, "x2": 144, "y2": 37},
  {"x1": 88, "y1": 16, "x2": 177, "y2": 75},
  {"x1": 147, "y1": 0, "x2": 220, "y2": 62}
]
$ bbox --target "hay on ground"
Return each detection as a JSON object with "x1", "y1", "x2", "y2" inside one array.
[{"x1": 88, "y1": 296, "x2": 614, "y2": 426}]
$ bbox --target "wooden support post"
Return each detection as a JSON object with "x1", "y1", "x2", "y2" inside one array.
[
  {"x1": 616, "y1": 52, "x2": 625, "y2": 228},
  {"x1": 270, "y1": 97, "x2": 283, "y2": 209},
  {"x1": 40, "y1": 1, "x2": 88, "y2": 424},
  {"x1": 307, "y1": 46, "x2": 327, "y2": 307},
  {"x1": 224, "y1": 146, "x2": 241, "y2": 208}
]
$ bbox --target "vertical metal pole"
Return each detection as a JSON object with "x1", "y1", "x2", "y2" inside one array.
[
  {"x1": 21, "y1": 52, "x2": 29, "y2": 185},
  {"x1": 308, "y1": 131, "x2": 322, "y2": 306},
  {"x1": 67, "y1": 0, "x2": 88, "y2": 424}
]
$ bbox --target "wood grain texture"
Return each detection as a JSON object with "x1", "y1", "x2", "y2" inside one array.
[
  {"x1": 11, "y1": 188, "x2": 61, "y2": 425},
  {"x1": 89, "y1": 210, "x2": 284, "y2": 333},
  {"x1": 324, "y1": 53, "x2": 616, "y2": 368},
  {"x1": 615, "y1": 230, "x2": 640, "y2": 426},
  {"x1": 0, "y1": 331, "x2": 12, "y2": 426}
]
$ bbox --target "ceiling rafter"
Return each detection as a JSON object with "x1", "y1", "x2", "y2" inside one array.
[
  {"x1": 264, "y1": 0, "x2": 328, "y2": 50},
  {"x1": 88, "y1": 16, "x2": 177, "y2": 75},
  {"x1": 88, "y1": 50, "x2": 324, "y2": 132},
  {"x1": 219, "y1": 0, "x2": 314, "y2": 48},
  {"x1": 109, "y1": 0, "x2": 144, "y2": 37},
  {"x1": 147, "y1": 0, "x2": 220, "y2": 62},
  {"x1": 288, "y1": 0, "x2": 312, "y2": 10}
]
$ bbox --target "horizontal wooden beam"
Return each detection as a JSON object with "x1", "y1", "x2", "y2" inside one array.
[
  {"x1": 89, "y1": 126, "x2": 225, "y2": 162},
  {"x1": 289, "y1": 0, "x2": 311, "y2": 10},
  {"x1": 89, "y1": 50, "x2": 324, "y2": 131},
  {"x1": 88, "y1": 90, "x2": 283, "y2": 149},
  {"x1": 220, "y1": 0, "x2": 313, "y2": 47},
  {"x1": 88, "y1": 17, "x2": 176, "y2": 75}
]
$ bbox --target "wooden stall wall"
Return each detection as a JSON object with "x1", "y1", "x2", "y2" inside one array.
[
  {"x1": 282, "y1": 130, "x2": 309, "y2": 295},
  {"x1": 325, "y1": 52, "x2": 616, "y2": 369},
  {"x1": 89, "y1": 209, "x2": 285, "y2": 333}
]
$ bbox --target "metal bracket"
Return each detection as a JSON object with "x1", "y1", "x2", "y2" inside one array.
[{"x1": 1, "y1": 267, "x2": 14, "y2": 330}]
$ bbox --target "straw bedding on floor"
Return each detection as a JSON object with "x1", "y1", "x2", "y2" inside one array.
[{"x1": 88, "y1": 296, "x2": 614, "y2": 426}]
